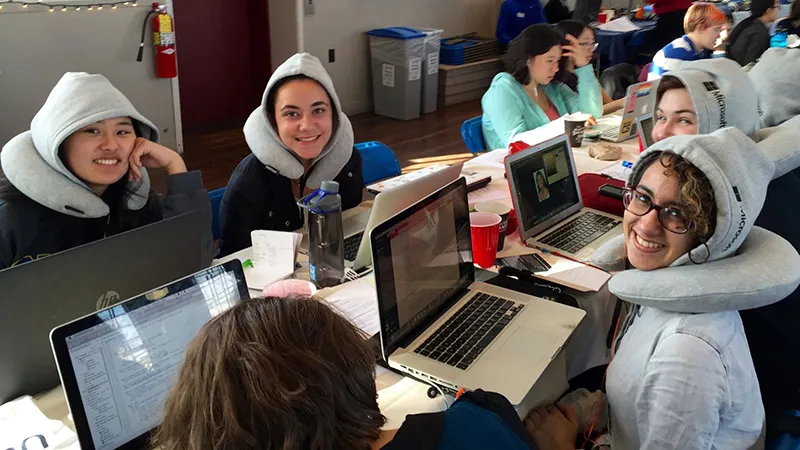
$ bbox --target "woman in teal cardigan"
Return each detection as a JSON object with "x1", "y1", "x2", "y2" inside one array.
[{"x1": 482, "y1": 24, "x2": 603, "y2": 150}]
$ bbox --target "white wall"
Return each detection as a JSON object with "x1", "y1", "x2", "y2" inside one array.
[
  {"x1": 301, "y1": 0, "x2": 498, "y2": 114},
  {"x1": 269, "y1": 0, "x2": 303, "y2": 72},
  {"x1": 0, "y1": 4, "x2": 180, "y2": 151}
]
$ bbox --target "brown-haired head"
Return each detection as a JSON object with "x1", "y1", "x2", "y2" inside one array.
[
  {"x1": 655, "y1": 76, "x2": 688, "y2": 110},
  {"x1": 152, "y1": 296, "x2": 384, "y2": 450}
]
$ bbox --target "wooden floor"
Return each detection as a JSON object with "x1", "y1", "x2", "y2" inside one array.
[{"x1": 180, "y1": 100, "x2": 483, "y2": 191}]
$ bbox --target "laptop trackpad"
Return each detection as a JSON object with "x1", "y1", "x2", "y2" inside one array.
[{"x1": 500, "y1": 328, "x2": 558, "y2": 365}]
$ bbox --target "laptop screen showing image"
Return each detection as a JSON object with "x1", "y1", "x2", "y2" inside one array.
[
  {"x1": 52, "y1": 262, "x2": 248, "y2": 450},
  {"x1": 508, "y1": 140, "x2": 580, "y2": 232},
  {"x1": 372, "y1": 180, "x2": 472, "y2": 356},
  {"x1": 640, "y1": 115, "x2": 655, "y2": 149}
]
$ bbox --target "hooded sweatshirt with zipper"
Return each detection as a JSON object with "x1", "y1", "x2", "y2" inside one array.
[
  {"x1": 219, "y1": 53, "x2": 363, "y2": 257},
  {"x1": 662, "y1": 59, "x2": 800, "y2": 434},
  {"x1": 590, "y1": 128, "x2": 800, "y2": 449},
  {"x1": 0, "y1": 72, "x2": 213, "y2": 270}
]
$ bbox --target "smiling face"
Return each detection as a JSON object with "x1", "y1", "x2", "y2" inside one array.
[
  {"x1": 273, "y1": 78, "x2": 334, "y2": 162},
  {"x1": 653, "y1": 87, "x2": 699, "y2": 142},
  {"x1": 529, "y1": 45, "x2": 562, "y2": 86},
  {"x1": 623, "y1": 163, "x2": 699, "y2": 271},
  {"x1": 61, "y1": 117, "x2": 136, "y2": 194}
]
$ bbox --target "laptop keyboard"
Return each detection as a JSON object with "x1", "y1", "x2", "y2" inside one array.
[
  {"x1": 344, "y1": 232, "x2": 363, "y2": 262},
  {"x1": 413, "y1": 293, "x2": 523, "y2": 370},
  {"x1": 602, "y1": 128, "x2": 620, "y2": 140},
  {"x1": 539, "y1": 212, "x2": 620, "y2": 255}
]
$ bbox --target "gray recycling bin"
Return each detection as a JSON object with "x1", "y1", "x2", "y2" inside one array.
[
  {"x1": 416, "y1": 28, "x2": 443, "y2": 114},
  {"x1": 366, "y1": 27, "x2": 425, "y2": 121}
]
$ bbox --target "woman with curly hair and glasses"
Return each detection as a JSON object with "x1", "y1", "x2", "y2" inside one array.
[
  {"x1": 524, "y1": 127, "x2": 800, "y2": 449},
  {"x1": 153, "y1": 296, "x2": 540, "y2": 450}
]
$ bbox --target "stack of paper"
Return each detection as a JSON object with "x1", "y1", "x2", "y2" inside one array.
[
  {"x1": 244, "y1": 230, "x2": 303, "y2": 290},
  {"x1": 318, "y1": 274, "x2": 380, "y2": 336}
]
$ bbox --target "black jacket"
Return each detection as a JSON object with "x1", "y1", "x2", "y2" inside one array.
[
  {"x1": 728, "y1": 19, "x2": 770, "y2": 67},
  {"x1": 743, "y1": 171, "x2": 800, "y2": 436},
  {"x1": 219, "y1": 149, "x2": 363, "y2": 256},
  {"x1": 0, "y1": 171, "x2": 213, "y2": 270}
]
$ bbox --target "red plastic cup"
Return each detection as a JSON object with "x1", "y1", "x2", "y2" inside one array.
[{"x1": 470, "y1": 212, "x2": 502, "y2": 269}]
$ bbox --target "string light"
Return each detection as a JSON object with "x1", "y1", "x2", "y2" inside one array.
[{"x1": 0, "y1": 0, "x2": 143, "y2": 11}]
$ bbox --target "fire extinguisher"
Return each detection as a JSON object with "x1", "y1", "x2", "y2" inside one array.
[{"x1": 137, "y1": 2, "x2": 177, "y2": 78}]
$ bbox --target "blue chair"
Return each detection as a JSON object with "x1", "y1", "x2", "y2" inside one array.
[
  {"x1": 355, "y1": 141, "x2": 401, "y2": 185},
  {"x1": 461, "y1": 116, "x2": 487, "y2": 154},
  {"x1": 208, "y1": 187, "x2": 226, "y2": 241}
]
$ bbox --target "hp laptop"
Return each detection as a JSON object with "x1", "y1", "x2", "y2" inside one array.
[
  {"x1": 303, "y1": 162, "x2": 463, "y2": 270},
  {"x1": 371, "y1": 178, "x2": 586, "y2": 407},
  {"x1": 637, "y1": 112, "x2": 655, "y2": 150},
  {"x1": 591, "y1": 79, "x2": 659, "y2": 142},
  {"x1": 505, "y1": 134, "x2": 623, "y2": 261},
  {"x1": 51, "y1": 260, "x2": 249, "y2": 450},
  {"x1": 0, "y1": 212, "x2": 210, "y2": 404}
]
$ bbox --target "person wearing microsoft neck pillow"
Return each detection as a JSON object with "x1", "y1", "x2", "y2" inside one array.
[
  {"x1": 0, "y1": 72, "x2": 213, "y2": 270},
  {"x1": 525, "y1": 128, "x2": 800, "y2": 450},
  {"x1": 481, "y1": 24, "x2": 602, "y2": 150}
]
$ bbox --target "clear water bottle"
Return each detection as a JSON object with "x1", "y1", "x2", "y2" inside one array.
[{"x1": 297, "y1": 181, "x2": 344, "y2": 288}]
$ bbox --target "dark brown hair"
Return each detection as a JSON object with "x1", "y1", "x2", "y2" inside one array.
[
  {"x1": 504, "y1": 24, "x2": 568, "y2": 85},
  {"x1": 265, "y1": 74, "x2": 338, "y2": 132},
  {"x1": 655, "y1": 76, "x2": 689, "y2": 111},
  {"x1": 152, "y1": 296, "x2": 384, "y2": 450},
  {"x1": 631, "y1": 151, "x2": 717, "y2": 240}
]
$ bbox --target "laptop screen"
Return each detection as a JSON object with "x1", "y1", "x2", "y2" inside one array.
[
  {"x1": 639, "y1": 115, "x2": 655, "y2": 149},
  {"x1": 371, "y1": 179, "x2": 472, "y2": 356},
  {"x1": 508, "y1": 138, "x2": 580, "y2": 233},
  {"x1": 52, "y1": 261, "x2": 249, "y2": 450}
]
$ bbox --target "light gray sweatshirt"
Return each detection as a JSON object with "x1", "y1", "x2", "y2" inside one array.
[{"x1": 591, "y1": 128, "x2": 800, "y2": 449}]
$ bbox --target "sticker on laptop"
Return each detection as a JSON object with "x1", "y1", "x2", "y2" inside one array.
[{"x1": 636, "y1": 82, "x2": 653, "y2": 97}]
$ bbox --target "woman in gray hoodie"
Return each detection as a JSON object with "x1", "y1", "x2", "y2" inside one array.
[
  {"x1": 0, "y1": 72, "x2": 213, "y2": 270},
  {"x1": 526, "y1": 128, "x2": 800, "y2": 449}
]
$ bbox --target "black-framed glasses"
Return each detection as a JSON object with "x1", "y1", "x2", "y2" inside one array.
[{"x1": 622, "y1": 188, "x2": 691, "y2": 234}]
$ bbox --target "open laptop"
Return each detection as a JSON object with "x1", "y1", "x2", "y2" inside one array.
[
  {"x1": 637, "y1": 112, "x2": 655, "y2": 149},
  {"x1": 0, "y1": 212, "x2": 210, "y2": 404},
  {"x1": 302, "y1": 162, "x2": 463, "y2": 271},
  {"x1": 370, "y1": 178, "x2": 586, "y2": 407},
  {"x1": 591, "y1": 79, "x2": 659, "y2": 142},
  {"x1": 50, "y1": 260, "x2": 249, "y2": 450},
  {"x1": 505, "y1": 134, "x2": 623, "y2": 261}
]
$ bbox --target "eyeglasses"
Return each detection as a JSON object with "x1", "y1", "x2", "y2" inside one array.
[
  {"x1": 579, "y1": 41, "x2": 599, "y2": 51},
  {"x1": 622, "y1": 188, "x2": 691, "y2": 234}
]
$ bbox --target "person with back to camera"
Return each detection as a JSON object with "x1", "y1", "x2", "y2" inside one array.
[
  {"x1": 648, "y1": 2, "x2": 727, "y2": 80},
  {"x1": 726, "y1": 0, "x2": 782, "y2": 67},
  {"x1": 219, "y1": 53, "x2": 364, "y2": 257},
  {"x1": 481, "y1": 24, "x2": 603, "y2": 150},
  {"x1": 0, "y1": 72, "x2": 213, "y2": 270},
  {"x1": 774, "y1": 0, "x2": 800, "y2": 37},
  {"x1": 524, "y1": 127, "x2": 800, "y2": 449},
  {"x1": 650, "y1": 57, "x2": 800, "y2": 442},
  {"x1": 643, "y1": 0, "x2": 694, "y2": 53},
  {"x1": 153, "y1": 295, "x2": 543, "y2": 450}
]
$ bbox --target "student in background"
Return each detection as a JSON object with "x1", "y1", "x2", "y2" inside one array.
[
  {"x1": 713, "y1": 9, "x2": 735, "y2": 54},
  {"x1": 649, "y1": 2, "x2": 727, "y2": 79},
  {"x1": 726, "y1": 0, "x2": 781, "y2": 66},
  {"x1": 482, "y1": 24, "x2": 602, "y2": 150},
  {"x1": 774, "y1": 0, "x2": 800, "y2": 36},
  {"x1": 554, "y1": 20, "x2": 628, "y2": 114},
  {"x1": 0, "y1": 72, "x2": 212, "y2": 270},
  {"x1": 651, "y1": 58, "x2": 800, "y2": 442},
  {"x1": 643, "y1": 0, "x2": 693, "y2": 52},
  {"x1": 219, "y1": 53, "x2": 363, "y2": 256},
  {"x1": 528, "y1": 128, "x2": 790, "y2": 449},
  {"x1": 154, "y1": 296, "x2": 538, "y2": 450},
  {"x1": 496, "y1": 0, "x2": 547, "y2": 44}
]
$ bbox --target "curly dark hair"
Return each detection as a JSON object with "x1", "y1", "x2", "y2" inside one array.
[
  {"x1": 630, "y1": 151, "x2": 717, "y2": 240},
  {"x1": 152, "y1": 296, "x2": 385, "y2": 450}
]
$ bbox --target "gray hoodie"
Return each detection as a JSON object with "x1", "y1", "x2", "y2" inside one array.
[
  {"x1": 660, "y1": 58, "x2": 762, "y2": 138},
  {"x1": 748, "y1": 48, "x2": 800, "y2": 128},
  {"x1": 592, "y1": 128, "x2": 800, "y2": 449},
  {"x1": 242, "y1": 53, "x2": 355, "y2": 190},
  {"x1": 1, "y1": 72, "x2": 156, "y2": 217}
]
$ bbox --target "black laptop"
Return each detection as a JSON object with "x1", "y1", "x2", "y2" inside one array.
[{"x1": 0, "y1": 212, "x2": 210, "y2": 404}]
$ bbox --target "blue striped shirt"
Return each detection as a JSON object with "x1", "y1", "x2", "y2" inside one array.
[{"x1": 648, "y1": 36, "x2": 710, "y2": 80}]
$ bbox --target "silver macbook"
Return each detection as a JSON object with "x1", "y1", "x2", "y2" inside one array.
[
  {"x1": 50, "y1": 260, "x2": 250, "y2": 450},
  {"x1": 591, "y1": 79, "x2": 659, "y2": 142},
  {"x1": 302, "y1": 162, "x2": 463, "y2": 271},
  {"x1": 505, "y1": 134, "x2": 623, "y2": 261},
  {"x1": 371, "y1": 178, "x2": 586, "y2": 407}
]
